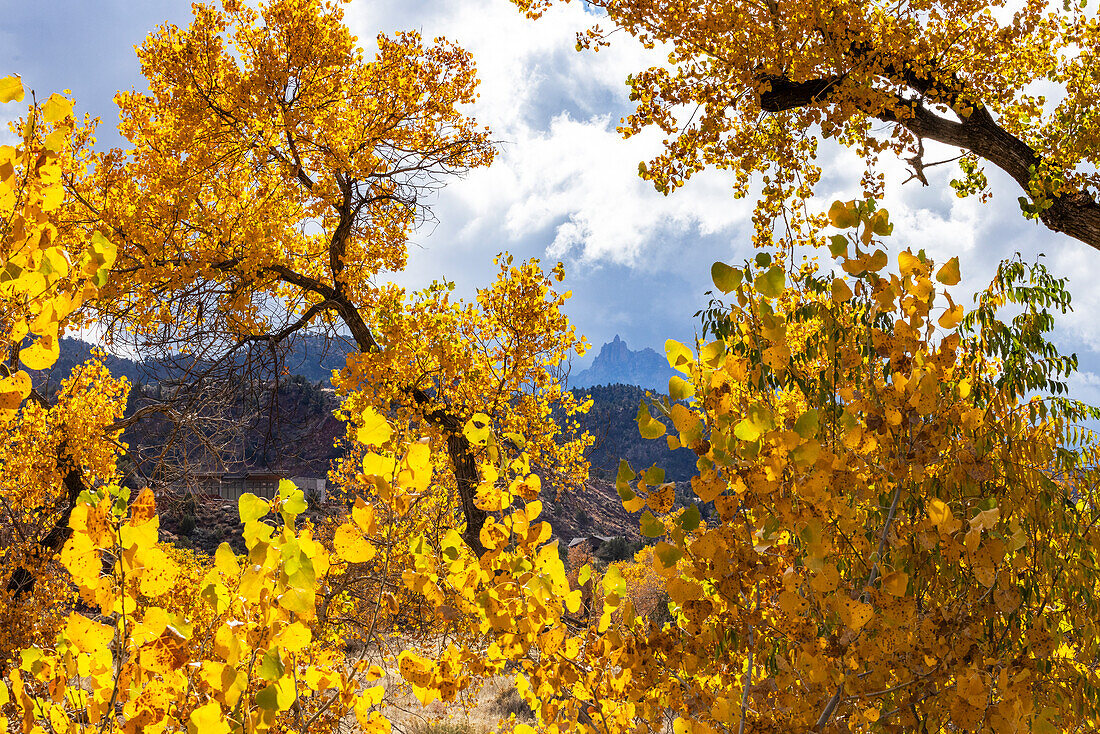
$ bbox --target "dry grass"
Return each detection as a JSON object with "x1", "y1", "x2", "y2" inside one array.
[{"x1": 377, "y1": 673, "x2": 526, "y2": 734}]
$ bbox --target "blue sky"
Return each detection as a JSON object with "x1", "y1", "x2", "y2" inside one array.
[{"x1": 4, "y1": 0, "x2": 1100, "y2": 399}]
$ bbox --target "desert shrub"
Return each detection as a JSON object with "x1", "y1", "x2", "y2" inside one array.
[{"x1": 494, "y1": 685, "x2": 535, "y2": 721}]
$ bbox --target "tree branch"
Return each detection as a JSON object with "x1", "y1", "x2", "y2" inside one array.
[{"x1": 757, "y1": 72, "x2": 1100, "y2": 251}]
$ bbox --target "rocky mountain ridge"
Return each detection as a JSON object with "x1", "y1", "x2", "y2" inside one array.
[{"x1": 570, "y1": 335, "x2": 677, "y2": 393}]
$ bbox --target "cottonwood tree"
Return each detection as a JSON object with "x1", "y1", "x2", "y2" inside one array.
[
  {"x1": 517, "y1": 0, "x2": 1100, "y2": 250},
  {"x1": 403, "y1": 204, "x2": 1100, "y2": 733},
  {"x1": 71, "y1": 0, "x2": 590, "y2": 553},
  {"x1": 0, "y1": 75, "x2": 131, "y2": 662}
]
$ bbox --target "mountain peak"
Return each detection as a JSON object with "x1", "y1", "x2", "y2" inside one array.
[{"x1": 570, "y1": 337, "x2": 675, "y2": 392}]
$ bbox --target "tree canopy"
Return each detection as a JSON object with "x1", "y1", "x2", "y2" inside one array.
[
  {"x1": 517, "y1": 0, "x2": 1100, "y2": 251},
  {"x1": 2, "y1": 1, "x2": 1100, "y2": 734}
]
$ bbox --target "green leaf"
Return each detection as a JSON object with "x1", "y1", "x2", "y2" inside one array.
[
  {"x1": 754, "y1": 252, "x2": 772, "y2": 268},
  {"x1": 678, "y1": 505, "x2": 701, "y2": 532},
  {"x1": 794, "y1": 409, "x2": 819, "y2": 439},
  {"x1": 636, "y1": 401, "x2": 667, "y2": 440},
  {"x1": 644, "y1": 465, "x2": 665, "y2": 486},
  {"x1": 258, "y1": 649, "x2": 286, "y2": 681},
  {"x1": 615, "y1": 460, "x2": 636, "y2": 496},
  {"x1": 640, "y1": 510, "x2": 665, "y2": 538},
  {"x1": 828, "y1": 235, "x2": 848, "y2": 257},
  {"x1": 239, "y1": 493, "x2": 269, "y2": 523},
  {"x1": 754, "y1": 266, "x2": 786, "y2": 299},
  {"x1": 710, "y1": 261, "x2": 743, "y2": 293}
]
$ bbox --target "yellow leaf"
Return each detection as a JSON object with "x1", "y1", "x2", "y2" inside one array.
[
  {"x1": 188, "y1": 701, "x2": 230, "y2": 734},
  {"x1": 936, "y1": 257, "x2": 961, "y2": 285},
  {"x1": 214, "y1": 543, "x2": 240, "y2": 576},
  {"x1": 139, "y1": 548, "x2": 180, "y2": 597},
  {"x1": 334, "y1": 522, "x2": 376, "y2": 563},
  {"x1": 928, "y1": 499, "x2": 960, "y2": 534},
  {"x1": 665, "y1": 339, "x2": 694, "y2": 373},
  {"x1": 811, "y1": 563, "x2": 839, "y2": 593},
  {"x1": 0, "y1": 75, "x2": 23, "y2": 104},
  {"x1": 277, "y1": 621, "x2": 313, "y2": 652},
  {"x1": 828, "y1": 200, "x2": 857, "y2": 229},
  {"x1": 831, "y1": 277, "x2": 853, "y2": 303},
  {"x1": 20, "y1": 333, "x2": 60, "y2": 370},
  {"x1": 358, "y1": 408, "x2": 393, "y2": 447},
  {"x1": 41, "y1": 93, "x2": 74, "y2": 123},
  {"x1": 898, "y1": 250, "x2": 922, "y2": 275},
  {"x1": 938, "y1": 304, "x2": 964, "y2": 329},
  {"x1": 65, "y1": 613, "x2": 114, "y2": 653},
  {"x1": 882, "y1": 571, "x2": 908, "y2": 596},
  {"x1": 0, "y1": 370, "x2": 32, "y2": 411}
]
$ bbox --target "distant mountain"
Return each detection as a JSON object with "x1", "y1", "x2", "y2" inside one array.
[
  {"x1": 37, "y1": 334, "x2": 351, "y2": 390},
  {"x1": 570, "y1": 335, "x2": 676, "y2": 392}
]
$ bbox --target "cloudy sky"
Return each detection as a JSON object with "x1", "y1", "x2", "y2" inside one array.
[{"x1": 4, "y1": 0, "x2": 1100, "y2": 400}]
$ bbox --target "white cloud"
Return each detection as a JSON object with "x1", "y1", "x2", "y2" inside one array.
[{"x1": 346, "y1": 0, "x2": 752, "y2": 271}]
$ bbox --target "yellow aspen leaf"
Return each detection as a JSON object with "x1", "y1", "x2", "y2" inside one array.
[
  {"x1": 811, "y1": 563, "x2": 839, "y2": 593},
  {"x1": 666, "y1": 338, "x2": 694, "y2": 373},
  {"x1": 779, "y1": 590, "x2": 808, "y2": 616},
  {"x1": 882, "y1": 571, "x2": 909, "y2": 596},
  {"x1": 354, "y1": 686, "x2": 385, "y2": 725},
  {"x1": 936, "y1": 257, "x2": 962, "y2": 285},
  {"x1": 828, "y1": 200, "x2": 858, "y2": 229},
  {"x1": 928, "y1": 499, "x2": 961, "y2": 534},
  {"x1": 0, "y1": 370, "x2": 31, "y2": 411},
  {"x1": 831, "y1": 276, "x2": 853, "y2": 303},
  {"x1": 20, "y1": 334, "x2": 60, "y2": 370},
  {"x1": 138, "y1": 548, "x2": 180, "y2": 597},
  {"x1": 358, "y1": 408, "x2": 393, "y2": 447},
  {"x1": 898, "y1": 250, "x2": 922, "y2": 275},
  {"x1": 648, "y1": 483, "x2": 675, "y2": 513},
  {"x1": 865, "y1": 249, "x2": 888, "y2": 272},
  {"x1": 840, "y1": 598, "x2": 874, "y2": 631},
  {"x1": 939, "y1": 304, "x2": 964, "y2": 329},
  {"x1": 0, "y1": 75, "x2": 23, "y2": 103},
  {"x1": 669, "y1": 374, "x2": 694, "y2": 400},
  {"x1": 214, "y1": 543, "x2": 240, "y2": 576},
  {"x1": 65, "y1": 614, "x2": 114, "y2": 653},
  {"x1": 277, "y1": 621, "x2": 312, "y2": 652},
  {"x1": 238, "y1": 493, "x2": 269, "y2": 523},
  {"x1": 636, "y1": 401, "x2": 666, "y2": 439},
  {"x1": 188, "y1": 702, "x2": 230, "y2": 734},
  {"x1": 41, "y1": 93, "x2": 74, "y2": 123}
]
